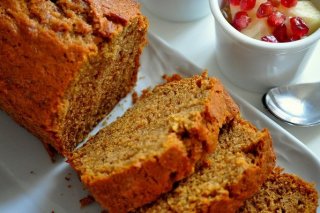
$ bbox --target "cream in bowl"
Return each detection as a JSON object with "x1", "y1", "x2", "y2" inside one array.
[
  {"x1": 222, "y1": 0, "x2": 320, "y2": 42},
  {"x1": 210, "y1": 0, "x2": 320, "y2": 92}
]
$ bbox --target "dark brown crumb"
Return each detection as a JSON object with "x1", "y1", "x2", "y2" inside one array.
[
  {"x1": 80, "y1": 195, "x2": 95, "y2": 208},
  {"x1": 132, "y1": 91, "x2": 138, "y2": 104},
  {"x1": 138, "y1": 75, "x2": 145, "y2": 80},
  {"x1": 30, "y1": 171, "x2": 35, "y2": 174},
  {"x1": 119, "y1": 103, "x2": 125, "y2": 110},
  {"x1": 51, "y1": 210, "x2": 55, "y2": 213},
  {"x1": 200, "y1": 158, "x2": 212, "y2": 169},
  {"x1": 65, "y1": 172, "x2": 72, "y2": 181},
  {"x1": 67, "y1": 184, "x2": 72, "y2": 188},
  {"x1": 101, "y1": 119, "x2": 108, "y2": 126},
  {"x1": 140, "y1": 88, "x2": 151, "y2": 100},
  {"x1": 42, "y1": 143, "x2": 57, "y2": 163},
  {"x1": 132, "y1": 88, "x2": 151, "y2": 104},
  {"x1": 162, "y1": 74, "x2": 182, "y2": 83}
]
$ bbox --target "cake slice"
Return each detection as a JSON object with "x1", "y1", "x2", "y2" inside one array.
[
  {"x1": 68, "y1": 73, "x2": 239, "y2": 212},
  {"x1": 138, "y1": 117, "x2": 276, "y2": 213},
  {"x1": 0, "y1": 0, "x2": 148, "y2": 157},
  {"x1": 238, "y1": 168, "x2": 319, "y2": 213}
]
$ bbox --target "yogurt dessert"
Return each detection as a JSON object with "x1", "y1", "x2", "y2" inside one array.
[{"x1": 222, "y1": 0, "x2": 320, "y2": 42}]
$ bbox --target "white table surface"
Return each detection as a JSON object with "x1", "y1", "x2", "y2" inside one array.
[{"x1": 141, "y1": 7, "x2": 320, "y2": 161}]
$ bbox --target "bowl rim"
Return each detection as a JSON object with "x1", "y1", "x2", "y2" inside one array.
[{"x1": 209, "y1": 0, "x2": 320, "y2": 51}]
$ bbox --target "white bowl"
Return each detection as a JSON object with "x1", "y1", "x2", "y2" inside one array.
[
  {"x1": 140, "y1": 0, "x2": 211, "y2": 22},
  {"x1": 209, "y1": 0, "x2": 320, "y2": 93}
]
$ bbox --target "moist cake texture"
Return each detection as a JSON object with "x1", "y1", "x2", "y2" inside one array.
[
  {"x1": 137, "y1": 117, "x2": 276, "y2": 213},
  {"x1": 68, "y1": 74, "x2": 240, "y2": 212},
  {"x1": 0, "y1": 0, "x2": 148, "y2": 156},
  {"x1": 238, "y1": 167, "x2": 319, "y2": 213}
]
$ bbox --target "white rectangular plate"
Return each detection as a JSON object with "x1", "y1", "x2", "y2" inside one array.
[{"x1": 0, "y1": 33, "x2": 319, "y2": 212}]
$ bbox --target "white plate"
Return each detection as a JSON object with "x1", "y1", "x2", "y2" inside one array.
[{"x1": 0, "y1": 33, "x2": 319, "y2": 213}]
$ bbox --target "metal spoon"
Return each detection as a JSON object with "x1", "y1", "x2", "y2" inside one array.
[{"x1": 262, "y1": 82, "x2": 320, "y2": 127}]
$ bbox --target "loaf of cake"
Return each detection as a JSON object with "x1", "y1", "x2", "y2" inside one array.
[
  {"x1": 68, "y1": 74, "x2": 240, "y2": 212},
  {"x1": 0, "y1": 0, "x2": 148, "y2": 156},
  {"x1": 238, "y1": 167, "x2": 319, "y2": 213},
  {"x1": 137, "y1": 117, "x2": 276, "y2": 213}
]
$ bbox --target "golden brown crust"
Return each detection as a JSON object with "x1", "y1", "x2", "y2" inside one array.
[
  {"x1": 162, "y1": 74, "x2": 183, "y2": 83},
  {"x1": 0, "y1": 0, "x2": 148, "y2": 156},
  {"x1": 84, "y1": 0, "x2": 141, "y2": 38},
  {"x1": 0, "y1": 7, "x2": 87, "y2": 152}
]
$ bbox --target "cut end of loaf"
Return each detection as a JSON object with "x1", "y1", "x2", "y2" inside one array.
[
  {"x1": 68, "y1": 74, "x2": 240, "y2": 212},
  {"x1": 56, "y1": 14, "x2": 148, "y2": 155}
]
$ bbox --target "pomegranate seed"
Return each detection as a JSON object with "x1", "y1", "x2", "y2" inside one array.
[
  {"x1": 267, "y1": 11, "x2": 286, "y2": 27},
  {"x1": 232, "y1": 11, "x2": 251, "y2": 31},
  {"x1": 281, "y1": 0, "x2": 297, "y2": 7},
  {"x1": 290, "y1": 17, "x2": 309, "y2": 38},
  {"x1": 289, "y1": 34, "x2": 301, "y2": 41},
  {"x1": 273, "y1": 24, "x2": 289, "y2": 42},
  {"x1": 240, "y1": 0, "x2": 256, "y2": 10},
  {"x1": 268, "y1": 0, "x2": 280, "y2": 7},
  {"x1": 257, "y1": 2, "x2": 274, "y2": 18},
  {"x1": 261, "y1": 35, "x2": 278, "y2": 43},
  {"x1": 230, "y1": 0, "x2": 241, "y2": 6}
]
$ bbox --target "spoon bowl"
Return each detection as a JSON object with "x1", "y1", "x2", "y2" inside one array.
[{"x1": 263, "y1": 82, "x2": 320, "y2": 127}]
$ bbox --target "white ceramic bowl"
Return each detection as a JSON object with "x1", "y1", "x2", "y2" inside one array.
[
  {"x1": 140, "y1": 0, "x2": 211, "y2": 22},
  {"x1": 209, "y1": 0, "x2": 320, "y2": 93}
]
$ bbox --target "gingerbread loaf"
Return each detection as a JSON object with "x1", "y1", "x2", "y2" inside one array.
[
  {"x1": 0, "y1": 0, "x2": 148, "y2": 156},
  {"x1": 68, "y1": 74, "x2": 239, "y2": 212},
  {"x1": 137, "y1": 117, "x2": 276, "y2": 213}
]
